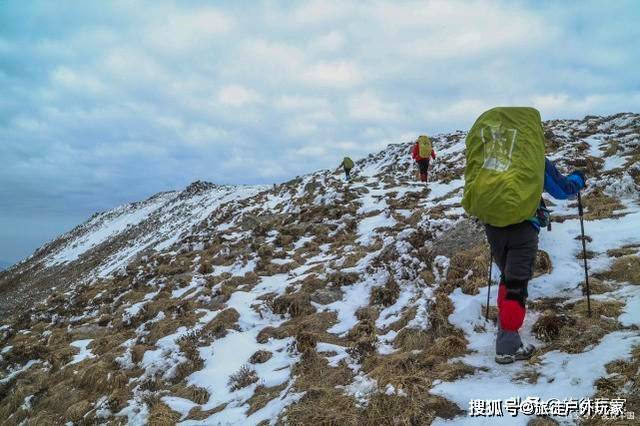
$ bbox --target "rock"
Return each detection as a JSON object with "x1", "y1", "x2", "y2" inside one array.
[
  {"x1": 249, "y1": 350, "x2": 273, "y2": 364},
  {"x1": 310, "y1": 287, "x2": 343, "y2": 305}
]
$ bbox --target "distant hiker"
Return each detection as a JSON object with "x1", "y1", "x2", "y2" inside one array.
[
  {"x1": 411, "y1": 135, "x2": 436, "y2": 183},
  {"x1": 341, "y1": 156, "x2": 354, "y2": 181},
  {"x1": 462, "y1": 107, "x2": 586, "y2": 364}
]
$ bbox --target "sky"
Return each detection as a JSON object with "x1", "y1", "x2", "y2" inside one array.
[{"x1": 1, "y1": 0, "x2": 639, "y2": 264}]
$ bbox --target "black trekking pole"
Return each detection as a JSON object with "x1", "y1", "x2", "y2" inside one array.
[
  {"x1": 577, "y1": 191, "x2": 592, "y2": 317},
  {"x1": 486, "y1": 254, "x2": 492, "y2": 320}
]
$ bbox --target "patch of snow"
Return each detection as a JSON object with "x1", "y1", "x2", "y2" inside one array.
[{"x1": 67, "y1": 339, "x2": 96, "y2": 365}]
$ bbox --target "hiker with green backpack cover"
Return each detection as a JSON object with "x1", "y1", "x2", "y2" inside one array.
[
  {"x1": 462, "y1": 107, "x2": 586, "y2": 364},
  {"x1": 411, "y1": 135, "x2": 437, "y2": 183},
  {"x1": 340, "y1": 156, "x2": 354, "y2": 181}
]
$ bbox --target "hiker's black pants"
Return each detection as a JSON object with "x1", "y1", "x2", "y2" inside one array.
[
  {"x1": 485, "y1": 221, "x2": 538, "y2": 354},
  {"x1": 485, "y1": 221, "x2": 538, "y2": 292},
  {"x1": 417, "y1": 159, "x2": 430, "y2": 173},
  {"x1": 417, "y1": 159, "x2": 430, "y2": 182},
  {"x1": 343, "y1": 166, "x2": 352, "y2": 180}
]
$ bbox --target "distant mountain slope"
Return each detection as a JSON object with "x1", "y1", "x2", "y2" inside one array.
[{"x1": 0, "y1": 113, "x2": 638, "y2": 425}]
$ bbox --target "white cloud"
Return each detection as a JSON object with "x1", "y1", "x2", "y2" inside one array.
[
  {"x1": 51, "y1": 66, "x2": 107, "y2": 94},
  {"x1": 217, "y1": 85, "x2": 263, "y2": 107},
  {"x1": 301, "y1": 61, "x2": 362, "y2": 87},
  {"x1": 274, "y1": 95, "x2": 329, "y2": 110},
  {"x1": 144, "y1": 7, "x2": 233, "y2": 54},
  {"x1": 348, "y1": 92, "x2": 399, "y2": 121},
  {"x1": 311, "y1": 31, "x2": 346, "y2": 52},
  {"x1": 291, "y1": 0, "x2": 349, "y2": 25}
]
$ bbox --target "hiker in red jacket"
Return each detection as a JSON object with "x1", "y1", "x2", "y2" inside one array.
[{"x1": 411, "y1": 135, "x2": 436, "y2": 183}]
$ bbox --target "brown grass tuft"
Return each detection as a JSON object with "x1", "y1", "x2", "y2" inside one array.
[
  {"x1": 246, "y1": 383, "x2": 287, "y2": 416},
  {"x1": 533, "y1": 250, "x2": 553, "y2": 277},
  {"x1": 446, "y1": 244, "x2": 490, "y2": 295},
  {"x1": 147, "y1": 398, "x2": 181, "y2": 426},
  {"x1": 65, "y1": 400, "x2": 93, "y2": 422},
  {"x1": 228, "y1": 364, "x2": 258, "y2": 391},
  {"x1": 532, "y1": 312, "x2": 576, "y2": 342},
  {"x1": 595, "y1": 255, "x2": 640, "y2": 284},
  {"x1": 170, "y1": 384, "x2": 210, "y2": 405},
  {"x1": 249, "y1": 350, "x2": 273, "y2": 364},
  {"x1": 369, "y1": 276, "x2": 400, "y2": 307},
  {"x1": 579, "y1": 187, "x2": 625, "y2": 220}
]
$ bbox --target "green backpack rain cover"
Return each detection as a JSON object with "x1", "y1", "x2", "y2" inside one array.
[
  {"x1": 417, "y1": 135, "x2": 432, "y2": 158},
  {"x1": 343, "y1": 157, "x2": 354, "y2": 169},
  {"x1": 462, "y1": 107, "x2": 545, "y2": 227}
]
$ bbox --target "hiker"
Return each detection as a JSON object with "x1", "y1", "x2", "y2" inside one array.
[
  {"x1": 462, "y1": 107, "x2": 586, "y2": 364},
  {"x1": 411, "y1": 135, "x2": 436, "y2": 183},
  {"x1": 340, "y1": 157, "x2": 354, "y2": 181}
]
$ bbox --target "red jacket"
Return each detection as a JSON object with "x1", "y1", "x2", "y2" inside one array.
[{"x1": 411, "y1": 142, "x2": 436, "y2": 161}]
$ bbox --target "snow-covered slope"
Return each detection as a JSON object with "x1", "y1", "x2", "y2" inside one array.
[{"x1": 0, "y1": 113, "x2": 639, "y2": 425}]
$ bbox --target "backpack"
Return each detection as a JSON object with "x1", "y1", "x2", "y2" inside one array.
[
  {"x1": 461, "y1": 107, "x2": 545, "y2": 227},
  {"x1": 343, "y1": 157, "x2": 354, "y2": 169},
  {"x1": 417, "y1": 135, "x2": 432, "y2": 158}
]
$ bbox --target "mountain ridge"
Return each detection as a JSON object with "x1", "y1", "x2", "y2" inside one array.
[{"x1": 0, "y1": 112, "x2": 639, "y2": 425}]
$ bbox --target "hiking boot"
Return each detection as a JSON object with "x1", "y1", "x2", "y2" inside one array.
[{"x1": 494, "y1": 343, "x2": 535, "y2": 364}]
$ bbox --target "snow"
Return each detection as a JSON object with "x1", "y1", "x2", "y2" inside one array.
[
  {"x1": 583, "y1": 136, "x2": 604, "y2": 158},
  {"x1": 0, "y1": 360, "x2": 41, "y2": 384},
  {"x1": 430, "y1": 174, "x2": 640, "y2": 423},
  {"x1": 47, "y1": 196, "x2": 170, "y2": 266},
  {"x1": 44, "y1": 184, "x2": 266, "y2": 279},
  {"x1": 67, "y1": 339, "x2": 96, "y2": 365},
  {"x1": 529, "y1": 205, "x2": 640, "y2": 300},
  {"x1": 432, "y1": 332, "x2": 640, "y2": 425},
  {"x1": 357, "y1": 214, "x2": 396, "y2": 245},
  {"x1": 7, "y1": 115, "x2": 640, "y2": 424},
  {"x1": 340, "y1": 373, "x2": 378, "y2": 407},
  {"x1": 602, "y1": 155, "x2": 626, "y2": 171}
]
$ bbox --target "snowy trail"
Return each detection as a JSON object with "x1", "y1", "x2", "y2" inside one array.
[{"x1": 432, "y1": 198, "x2": 640, "y2": 424}]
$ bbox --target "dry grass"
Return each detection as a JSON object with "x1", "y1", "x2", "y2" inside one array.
[
  {"x1": 581, "y1": 277, "x2": 616, "y2": 295},
  {"x1": 445, "y1": 244, "x2": 491, "y2": 295},
  {"x1": 595, "y1": 255, "x2": 640, "y2": 284},
  {"x1": 428, "y1": 291, "x2": 457, "y2": 338},
  {"x1": 531, "y1": 299, "x2": 623, "y2": 355},
  {"x1": 283, "y1": 387, "x2": 359, "y2": 425},
  {"x1": 282, "y1": 351, "x2": 358, "y2": 425},
  {"x1": 369, "y1": 276, "x2": 400, "y2": 307},
  {"x1": 533, "y1": 250, "x2": 553, "y2": 277},
  {"x1": 147, "y1": 397, "x2": 181, "y2": 426},
  {"x1": 579, "y1": 188, "x2": 625, "y2": 220},
  {"x1": 228, "y1": 364, "x2": 259, "y2": 391},
  {"x1": 245, "y1": 383, "x2": 287, "y2": 416},
  {"x1": 592, "y1": 346, "x2": 640, "y2": 419},
  {"x1": 249, "y1": 350, "x2": 273, "y2": 364},
  {"x1": 170, "y1": 384, "x2": 210, "y2": 405},
  {"x1": 607, "y1": 244, "x2": 640, "y2": 258},
  {"x1": 532, "y1": 312, "x2": 576, "y2": 342},
  {"x1": 394, "y1": 328, "x2": 432, "y2": 352},
  {"x1": 199, "y1": 308, "x2": 240, "y2": 343},
  {"x1": 270, "y1": 292, "x2": 315, "y2": 318},
  {"x1": 185, "y1": 404, "x2": 227, "y2": 421},
  {"x1": 65, "y1": 399, "x2": 93, "y2": 422}
]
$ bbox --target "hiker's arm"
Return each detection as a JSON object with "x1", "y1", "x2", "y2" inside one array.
[
  {"x1": 431, "y1": 149, "x2": 436, "y2": 160},
  {"x1": 411, "y1": 144, "x2": 419, "y2": 161},
  {"x1": 543, "y1": 158, "x2": 585, "y2": 199}
]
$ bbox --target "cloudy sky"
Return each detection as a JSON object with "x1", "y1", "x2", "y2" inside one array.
[{"x1": 1, "y1": 0, "x2": 639, "y2": 264}]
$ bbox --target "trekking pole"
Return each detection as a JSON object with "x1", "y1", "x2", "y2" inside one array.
[
  {"x1": 486, "y1": 253, "x2": 492, "y2": 320},
  {"x1": 577, "y1": 191, "x2": 592, "y2": 317}
]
